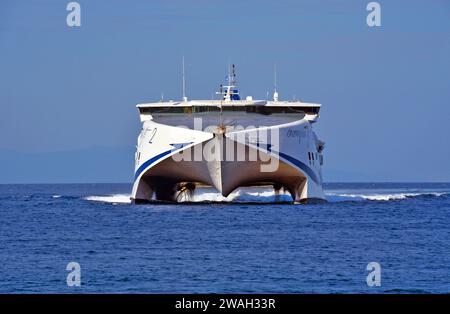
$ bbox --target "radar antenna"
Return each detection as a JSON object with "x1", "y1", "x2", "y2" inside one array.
[{"x1": 215, "y1": 63, "x2": 240, "y2": 102}]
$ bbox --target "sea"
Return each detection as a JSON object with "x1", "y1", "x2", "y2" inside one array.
[{"x1": 0, "y1": 183, "x2": 449, "y2": 293}]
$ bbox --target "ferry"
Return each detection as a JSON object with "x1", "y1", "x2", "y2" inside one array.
[{"x1": 131, "y1": 65, "x2": 325, "y2": 203}]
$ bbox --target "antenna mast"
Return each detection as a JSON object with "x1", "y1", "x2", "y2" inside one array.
[
  {"x1": 273, "y1": 63, "x2": 279, "y2": 101},
  {"x1": 182, "y1": 56, "x2": 187, "y2": 102},
  {"x1": 274, "y1": 63, "x2": 277, "y2": 91}
]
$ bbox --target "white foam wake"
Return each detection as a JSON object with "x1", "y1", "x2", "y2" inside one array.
[
  {"x1": 83, "y1": 190, "x2": 447, "y2": 204},
  {"x1": 326, "y1": 191, "x2": 446, "y2": 202},
  {"x1": 84, "y1": 194, "x2": 131, "y2": 204},
  {"x1": 188, "y1": 190, "x2": 239, "y2": 202},
  {"x1": 186, "y1": 187, "x2": 292, "y2": 203},
  {"x1": 84, "y1": 188, "x2": 292, "y2": 204}
]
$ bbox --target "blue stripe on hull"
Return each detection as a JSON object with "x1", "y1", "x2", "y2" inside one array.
[
  {"x1": 134, "y1": 142, "x2": 320, "y2": 186},
  {"x1": 134, "y1": 149, "x2": 172, "y2": 181},
  {"x1": 134, "y1": 142, "x2": 192, "y2": 181},
  {"x1": 277, "y1": 152, "x2": 320, "y2": 185},
  {"x1": 253, "y1": 143, "x2": 321, "y2": 185}
]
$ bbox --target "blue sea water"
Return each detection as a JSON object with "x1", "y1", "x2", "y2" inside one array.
[{"x1": 0, "y1": 183, "x2": 449, "y2": 293}]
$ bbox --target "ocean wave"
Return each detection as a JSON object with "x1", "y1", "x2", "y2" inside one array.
[
  {"x1": 83, "y1": 194, "x2": 131, "y2": 204},
  {"x1": 326, "y1": 191, "x2": 448, "y2": 202},
  {"x1": 83, "y1": 189, "x2": 449, "y2": 204},
  {"x1": 83, "y1": 188, "x2": 293, "y2": 204},
  {"x1": 191, "y1": 189, "x2": 449, "y2": 203}
]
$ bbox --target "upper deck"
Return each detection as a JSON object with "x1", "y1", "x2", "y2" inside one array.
[
  {"x1": 137, "y1": 64, "x2": 322, "y2": 125},
  {"x1": 137, "y1": 100, "x2": 321, "y2": 116}
]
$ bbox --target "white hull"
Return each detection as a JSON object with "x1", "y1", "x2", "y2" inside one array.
[{"x1": 131, "y1": 114, "x2": 325, "y2": 203}]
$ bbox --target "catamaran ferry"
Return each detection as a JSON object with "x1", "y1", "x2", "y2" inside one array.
[{"x1": 131, "y1": 65, "x2": 325, "y2": 203}]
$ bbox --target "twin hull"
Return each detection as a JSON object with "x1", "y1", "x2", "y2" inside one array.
[{"x1": 131, "y1": 113, "x2": 325, "y2": 203}]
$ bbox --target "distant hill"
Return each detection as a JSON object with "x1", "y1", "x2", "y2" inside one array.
[{"x1": 0, "y1": 147, "x2": 135, "y2": 184}]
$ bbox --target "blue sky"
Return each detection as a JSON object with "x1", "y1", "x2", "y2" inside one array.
[{"x1": 0, "y1": 0, "x2": 449, "y2": 183}]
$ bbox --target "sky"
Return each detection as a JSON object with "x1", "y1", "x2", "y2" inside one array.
[{"x1": 0, "y1": 0, "x2": 449, "y2": 183}]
